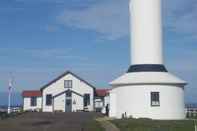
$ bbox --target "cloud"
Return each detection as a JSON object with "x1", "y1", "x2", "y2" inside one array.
[
  {"x1": 57, "y1": 0, "x2": 197, "y2": 41},
  {"x1": 163, "y1": 0, "x2": 197, "y2": 40},
  {"x1": 57, "y1": 0, "x2": 129, "y2": 40}
]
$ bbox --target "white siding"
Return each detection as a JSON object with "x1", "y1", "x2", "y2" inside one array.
[
  {"x1": 109, "y1": 90, "x2": 117, "y2": 117},
  {"x1": 23, "y1": 97, "x2": 42, "y2": 111},
  {"x1": 104, "y1": 95, "x2": 110, "y2": 107},
  {"x1": 109, "y1": 84, "x2": 185, "y2": 120},
  {"x1": 42, "y1": 73, "x2": 94, "y2": 112},
  {"x1": 72, "y1": 93, "x2": 84, "y2": 112},
  {"x1": 53, "y1": 94, "x2": 65, "y2": 112},
  {"x1": 95, "y1": 98, "x2": 104, "y2": 109}
]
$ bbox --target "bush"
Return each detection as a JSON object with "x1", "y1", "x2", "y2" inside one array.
[{"x1": 0, "y1": 112, "x2": 9, "y2": 120}]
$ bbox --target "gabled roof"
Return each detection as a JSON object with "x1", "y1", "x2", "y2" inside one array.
[
  {"x1": 40, "y1": 71, "x2": 96, "y2": 91},
  {"x1": 96, "y1": 89, "x2": 110, "y2": 97},
  {"x1": 22, "y1": 90, "x2": 42, "y2": 97}
]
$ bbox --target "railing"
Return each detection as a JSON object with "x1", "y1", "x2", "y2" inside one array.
[{"x1": 186, "y1": 108, "x2": 197, "y2": 118}]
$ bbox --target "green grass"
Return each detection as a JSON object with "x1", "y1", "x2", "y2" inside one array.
[
  {"x1": 111, "y1": 118, "x2": 195, "y2": 131},
  {"x1": 85, "y1": 120, "x2": 105, "y2": 131}
]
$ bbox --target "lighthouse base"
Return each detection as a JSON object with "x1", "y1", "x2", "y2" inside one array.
[{"x1": 109, "y1": 72, "x2": 186, "y2": 120}]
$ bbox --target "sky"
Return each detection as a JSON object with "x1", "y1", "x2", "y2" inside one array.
[{"x1": 0, "y1": 0, "x2": 197, "y2": 103}]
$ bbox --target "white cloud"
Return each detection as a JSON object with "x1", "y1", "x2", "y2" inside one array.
[
  {"x1": 57, "y1": 0, "x2": 197, "y2": 41},
  {"x1": 57, "y1": 0, "x2": 129, "y2": 40},
  {"x1": 163, "y1": 0, "x2": 197, "y2": 39}
]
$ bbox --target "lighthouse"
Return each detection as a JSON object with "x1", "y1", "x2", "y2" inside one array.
[{"x1": 109, "y1": 0, "x2": 187, "y2": 120}]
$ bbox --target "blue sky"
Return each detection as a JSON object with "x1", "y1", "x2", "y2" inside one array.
[{"x1": 0, "y1": 0, "x2": 197, "y2": 103}]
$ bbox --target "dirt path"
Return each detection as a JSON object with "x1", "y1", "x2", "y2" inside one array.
[
  {"x1": 96, "y1": 117, "x2": 120, "y2": 131},
  {"x1": 0, "y1": 112, "x2": 103, "y2": 131}
]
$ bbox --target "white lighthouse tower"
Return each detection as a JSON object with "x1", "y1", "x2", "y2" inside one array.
[{"x1": 109, "y1": 0, "x2": 187, "y2": 120}]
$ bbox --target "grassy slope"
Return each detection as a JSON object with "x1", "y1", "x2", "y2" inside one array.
[
  {"x1": 112, "y1": 118, "x2": 194, "y2": 131},
  {"x1": 85, "y1": 120, "x2": 105, "y2": 131}
]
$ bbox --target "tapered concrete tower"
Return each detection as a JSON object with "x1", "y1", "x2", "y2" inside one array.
[{"x1": 109, "y1": 0, "x2": 187, "y2": 120}]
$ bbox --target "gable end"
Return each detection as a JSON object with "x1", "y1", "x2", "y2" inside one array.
[{"x1": 40, "y1": 71, "x2": 96, "y2": 91}]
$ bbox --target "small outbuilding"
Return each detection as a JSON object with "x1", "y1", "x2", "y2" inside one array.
[
  {"x1": 94, "y1": 89, "x2": 110, "y2": 113},
  {"x1": 22, "y1": 90, "x2": 42, "y2": 111}
]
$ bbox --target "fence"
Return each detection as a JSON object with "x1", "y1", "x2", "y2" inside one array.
[{"x1": 186, "y1": 108, "x2": 197, "y2": 118}]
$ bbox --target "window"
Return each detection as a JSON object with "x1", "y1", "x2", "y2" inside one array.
[
  {"x1": 66, "y1": 99, "x2": 71, "y2": 106},
  {"x1": 84, "y1": 94, "x2": 90, "y2": 107},
  {"x1": 46, "y1": 94, "x2": 52, "y2": 106},
  {"x1": 66, "y1": 90, "x2": 72, "y2": 97},
  {"x1": 151, "y1": 92, "x2": 160, "y2": 106},
  {"x1": 31, "y1": 97, "x2": 37, "y2": 107},
  {"x1": 64, "y1": 80, "x2": 72, "y2": 88}
]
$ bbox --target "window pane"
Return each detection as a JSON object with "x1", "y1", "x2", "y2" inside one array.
[
  {"x1": 66, "y1": 91, "x2": 72, "y2": 97},
  {"x1": 66, "y1": 99, "x2": 71, "y2": 106},
  {"x1": 46, "y1": 94, "x2": 52, "y2": 106},
  {"x1": 31, "y1": 97, "x2": 37, "y2": 107},
  {"x1": 151, "y1": 92, "x2": 160, "y2": 106},
  {"x1": 84, "y1": 94, "x2": 90, "y2": 107},
  {"x1": 65, "y1": 80, "x2": 72, "y2": 88}
]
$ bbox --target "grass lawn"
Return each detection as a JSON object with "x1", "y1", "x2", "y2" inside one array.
[
  {"x1": 85, "y1": 120, "x2": 105, "y2": 131},
  {"x1": 111, "y1": 118, "x2": 195, "y2": 131}
]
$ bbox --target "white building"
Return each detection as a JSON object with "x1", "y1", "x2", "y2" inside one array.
[
  {"x1": 94, "y1": 89, "x2": 110, "y2": 113},
  {"x1": 22, "y1": 91, "x2": 42, "y2": 111},
  {"x1": 109, "y1": 0, "x2": 187, "y2": 120},
  {"x1": 22, "y1": 71, "x2": 95, "y2": 112}
]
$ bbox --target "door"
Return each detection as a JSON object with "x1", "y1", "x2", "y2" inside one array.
[
  {"x1": 65, "y1": 99, "x2": 72, "y2": 112},
  {"x1": 65, "y1": 90, "x2": 72, "y2": 112}
]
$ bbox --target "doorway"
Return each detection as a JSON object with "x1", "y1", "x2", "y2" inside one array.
[{"x1": 65, "y1": 90, "x2": 72, "y2": 112}]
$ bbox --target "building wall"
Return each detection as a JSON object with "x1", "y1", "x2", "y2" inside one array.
[
  {"x1": 109, "y1": 84, "x2": 185, "y2": 120},
  {"x1": 53, "y1": 93, "x2": 84, "y2": 112},
  {"x1": 104, "y1": 95, "x2": 110, "y2": 107},
  {"x1": 109, "y1": 90, "x2": 117, "y2": 117},
  {"x1": 23, "y1": 97, "x2": 42, "y2": 111},
  {"x1": 53, "y1": 94, "x2": 65, "y2": 112},
  {"x1": 42, "y1": 73, "x2": 94, "y2": 112},
  {"x1": 72, "y1": 93, "x2": 84, "y2": 111}
]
